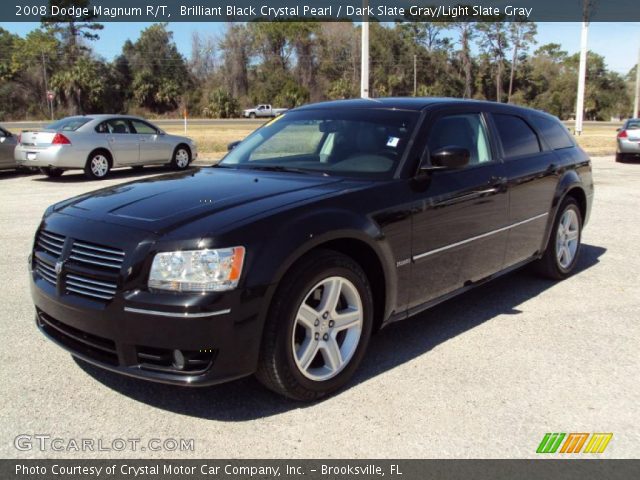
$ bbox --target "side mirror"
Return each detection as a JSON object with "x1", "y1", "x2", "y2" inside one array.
[
  {"x1": 419, "y1": 146, "x2": 470, "y2": 174},
  {"x1": 616, "y1": 127, "x2": 622, "y2": 132},
  {"x1": 227, "y1": 140, "x2": 241, "y2": 151}
]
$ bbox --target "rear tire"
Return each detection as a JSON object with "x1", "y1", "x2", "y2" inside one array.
[
  {"x1": 533, "y1": 197, "x2": 582, "y2": 280},
  {"x1": 39, "y1": 167, "x2": 63, "y2": 178},
  {"x1": 256, "y1": 250, "x2": 374, "y2": 401},
  {"x1": 170, "y1": 145, "x2": 191, "y2": 170},
  {"x1": 615, "y1": 153, "x2": 626, "y2": 162},
  {"x1": 84, "y1": 151, "x2": 111, "y2": 180}
]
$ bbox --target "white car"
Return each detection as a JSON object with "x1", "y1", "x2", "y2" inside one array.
[{"x1": 15, "y1": 115, "x2": 197, "y2": 179}]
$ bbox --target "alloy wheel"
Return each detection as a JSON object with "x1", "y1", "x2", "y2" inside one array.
[
  {"x1": 175, "y1": 149, "x2": 190, "y2": 168},
  {"x1": 556, "y1": 208, "x2": 580, "y2": 269},
  {"x1": 90, "y1": 155, "x2": 109, "y2": 178},
  {"x1": 291, "y1": 276, "x2": 363, "y2": 381}
]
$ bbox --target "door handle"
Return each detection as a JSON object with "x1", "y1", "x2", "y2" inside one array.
[
  {"x1": 107, "y1": 137, "x2": 115, "y2": 143},
  {"x1": 139, "y1": 138, "x2": 147, "y2": 143}
]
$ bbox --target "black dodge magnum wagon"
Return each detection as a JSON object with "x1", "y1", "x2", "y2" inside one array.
[{"x1": 30, "y1": 98, "x2": 593, "y2": 400}]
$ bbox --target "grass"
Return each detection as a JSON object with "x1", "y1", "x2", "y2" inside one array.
[{"x1": 163, "y1": 121, "x2": 619, "y2": 161}]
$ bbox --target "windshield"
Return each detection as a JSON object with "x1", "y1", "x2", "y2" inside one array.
[
  {"x1": 220, "y1": 109, "x2": 419, "y2": 178},
  {"x1": 46, "y1": 117, "x2": 92, "y2": 131},
  {"x1": 626, "y1": 119, "x2": 640, "y2": 130}
]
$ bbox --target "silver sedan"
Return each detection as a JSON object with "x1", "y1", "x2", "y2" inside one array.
[
  {"x1": 0, "y1": 125, "x2": 19, "y2": 171},
  {"x1": 616, "y1": 118, "x2": 640, "y2": 162},
  {"x1": 14, "y1": 115, "x2": 197, "y2": 179}
]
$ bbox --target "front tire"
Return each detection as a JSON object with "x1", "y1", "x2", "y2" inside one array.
[
  {"x1": 84, "y1": 151, "x2": 111, "y2": 180},
  {"x1": 39, "y1": 167, "x2": 63, "y2": 178},
  {"x1": 534, "y1": 197, "x2": 582, "y2": 280},
  {"x1": 256, "y1": 250, "x2": 374, "y2": 401},
  {"x1": 171, "y1": 145, "x2": 191, "y2": 170}
]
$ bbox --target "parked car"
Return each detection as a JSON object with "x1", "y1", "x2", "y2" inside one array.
[
  {"x1": 29, "y1": 98, "x2": 593, "y2": 400},
  {"x1": 242, "y1": 104, "x2": 287, "y2": 118},
  {"x1": 616, "y1": 118, "x2": 640, "y2": 162},
  {"x1": 15, "y1": 115, "x2": 197, "y2": 179},
  {"x1": 0, "y1": 125, "x2": 19, "y2": 171}
]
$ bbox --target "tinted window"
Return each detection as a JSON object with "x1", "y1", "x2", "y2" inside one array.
[
  {"x1": 493, "y1": 114, "x2": 540, "y2": 158},
  {"x1": 530, "y1": 115, "x2": 575, "y2": 150},
  {"x1": 427, "y1": 113, "x2": 491, "y2": 166},
  {"x1": 46, "y1": 117, "x2": 91, "y2": 131},
  {"x1": 130, "y1": 120, "x2": 158, "y2": 135}
]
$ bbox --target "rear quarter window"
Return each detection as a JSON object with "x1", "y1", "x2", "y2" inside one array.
[
  {"x1": 530, "y1": 115, "x2": 575, "y2": 150},
  {"x1": 493, "y1": 114, "x2": 541, "y2": 158}
]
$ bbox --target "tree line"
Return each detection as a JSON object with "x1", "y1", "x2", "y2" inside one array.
[{"x1": 0, "y1": 13, "x2": 636, "y2": 121}]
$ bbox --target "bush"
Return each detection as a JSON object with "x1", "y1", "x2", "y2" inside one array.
[{"x1": 202, "y1": 88, "x2": 240, "y2": 118}]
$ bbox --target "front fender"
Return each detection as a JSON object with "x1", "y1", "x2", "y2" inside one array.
[{"x1": 244, "y1": 207, "x2": 398, "y2": 322}]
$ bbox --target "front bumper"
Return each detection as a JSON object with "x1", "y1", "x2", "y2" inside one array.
[{"x1": 31, "y1": 274, "x2": 269, "y2": 386}]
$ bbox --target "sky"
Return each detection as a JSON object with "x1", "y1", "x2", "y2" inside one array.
[{"x1": 2, "y1": 21, "x2": 639, "y2": 75}]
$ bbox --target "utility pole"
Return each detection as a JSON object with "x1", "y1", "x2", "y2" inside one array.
[
  {"x1": 413, "y1": 54, "x2": 417, "y2": 96},
  {"x1": 575, "y1": 2, "x2": 590, "y2": 135},
  {"x1": 41, "y1": 52, "x2": 53, "y2": 120},
  {"x1": 360, "y1": 0, "x2": 369, "y2": 98},
  {"x1": 634, "y1": 43, "x2": 640, "y2": 119}
]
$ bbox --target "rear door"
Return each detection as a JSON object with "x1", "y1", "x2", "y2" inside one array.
[
  {"x1": 99, "y1": 119, "x2": 139, "y2": 165},
  {"x1": 408, "y1": 109, "x2": 509, "y2": 308},
  {"x1": 489, "y1": 112, "x2": 558, "y2": 268},
  {"x1": 129, "y1": 119, "x2": 172, "y2": 163}
]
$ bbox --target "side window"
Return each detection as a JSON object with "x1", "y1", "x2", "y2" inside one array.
[
  {"x1": 493, "y1": 114, "x2": 541, "y2": 158},
  {"x1": 95, "y1": 122, "x2": 109, "y2": 134},
  {"x1": 427, "y1": 113, "x2": 491, "y2": 166},
  {"x1": 130, "y1": 120, "x2": 158, "y2": 135},
  {"x1": 529, "y1": 115, "x2": 575, "y2": 150},
  {"x1": 105, "y1": 119, "x2": 131, "y2": 134}
]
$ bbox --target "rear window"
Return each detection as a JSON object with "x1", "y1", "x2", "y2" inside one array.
[
  {"x1": 46, "y1": 117, "x2": 92, "y2": 131},
  {"x1": 626, "y1": 119, "x2": 640, "y2": 130},
  {"x1": 493, "y1": 114, "x2": 541, "y2": 158},
  {"x1": 530, "y1": 115, "x2": 575, "y2": 150}
]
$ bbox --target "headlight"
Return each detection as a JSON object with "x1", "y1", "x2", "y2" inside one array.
[{"x1": 148, "y1": 247, "x2": 245, "y2": 292}]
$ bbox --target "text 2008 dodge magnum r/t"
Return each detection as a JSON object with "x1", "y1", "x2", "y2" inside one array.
[{"x1": 29, "y1": 98, "x2": 593, "y2": 400}]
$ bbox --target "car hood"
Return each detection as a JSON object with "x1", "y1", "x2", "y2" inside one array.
[{"x1": 52, "y1": 167, "x2": 347, "y2": 233}]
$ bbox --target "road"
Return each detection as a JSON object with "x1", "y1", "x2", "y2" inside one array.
[
  {"x1": 2, "y1": 119, "x2": 266, "y2": 130},
  {"x1": 0, "y1": 158, "x2": 638, "y2": 458},
  {"x1": 1, "y1": 119, "x2": 621, "y2": 131}
]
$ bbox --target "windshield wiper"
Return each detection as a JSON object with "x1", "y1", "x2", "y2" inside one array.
[{"x1": 246, "y1": 165, "x2": 325, "y2": 175}]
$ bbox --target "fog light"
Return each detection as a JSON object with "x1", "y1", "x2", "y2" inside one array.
[{"x1": 172, "y1": 349, "x2": 185, "y2": 370}]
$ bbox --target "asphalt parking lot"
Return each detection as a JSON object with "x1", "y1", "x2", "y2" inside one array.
[{"x1": 0, "y1": 157, "x2": 638, "y2": 459}]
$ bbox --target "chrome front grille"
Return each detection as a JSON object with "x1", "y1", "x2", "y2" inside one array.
[
  {"x1": 34, "y1": 258, "x2": 57, "y2": 286},
  {"x1": 69, "y1": 240, "x2": 125, "y2": 270},
  {"x1": 65, "y1": 274, "x2": 117, "y2": 301},
  {"x1": 37, "y1": 230, "x2": 65, "y2": 257}
]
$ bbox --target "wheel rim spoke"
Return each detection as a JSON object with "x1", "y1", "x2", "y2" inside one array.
[
  {"x1": 318, "y1": 278, "x2": 341, "y2": 314},
  {"x1": 556, "y1": 208, "x2": 580, "y2": 269},
  {"x1": 297, "y1": 304, "x2": 318, "y2": 330},
  {"x1": 297, "y1": 338, "x2": 319, "y2": 370},
  {"x1": 333, "y1": 307, "x2": 360, "y2": 331},
  {"x1": 320, "y1": 338, "x2": 342, "y2": 372}
]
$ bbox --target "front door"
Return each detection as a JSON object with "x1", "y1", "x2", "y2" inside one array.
[
  {"x1": 129, "y1": 119, "x2": 172, "y2": 164},
  {"x1": 409, "y1": 111, "x2": 509, "y2": 309}
]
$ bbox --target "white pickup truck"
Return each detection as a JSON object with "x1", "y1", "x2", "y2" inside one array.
[{"x1": 242, "y1": 104, "x2": 288, "y2": 118}]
